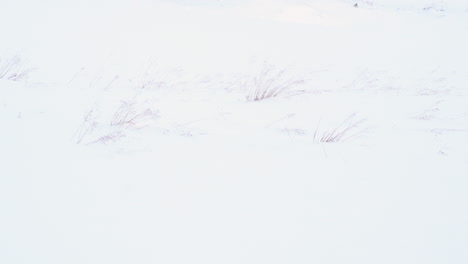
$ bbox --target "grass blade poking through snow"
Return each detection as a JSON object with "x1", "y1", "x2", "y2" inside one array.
[
  {"x1": 244, "y1": 63, "x2": 304, "y2": 101},
  {"x1": 0, "y1": 55, "x2": 34, "y2": 82},
  {"x1": 315, "y1": 113, "x2": 367, "y2": 143}
]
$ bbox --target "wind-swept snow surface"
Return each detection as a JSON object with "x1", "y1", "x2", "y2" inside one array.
[{"x1": 1, "y1": 0, "x2": 468, "y2": 263}]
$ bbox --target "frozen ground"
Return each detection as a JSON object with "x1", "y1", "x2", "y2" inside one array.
[{"x1": 1, "y1": 0, "x2": 468, "y2": 263}]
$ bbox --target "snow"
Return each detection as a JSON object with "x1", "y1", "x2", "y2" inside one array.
[{"x1": 1, "y1": 0, "x2": 468, "y2": 263}]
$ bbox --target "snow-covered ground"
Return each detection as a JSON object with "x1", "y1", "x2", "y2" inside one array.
[{"x1": 1, "y1": 0, "x2": 468, "y2": 263}]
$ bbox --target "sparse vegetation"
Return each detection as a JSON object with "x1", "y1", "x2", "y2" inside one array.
[
  {"x1": 74, "y1": 92, "x2": 160, "y2": 145},
  {"x1": 110, "y1": 100, "x2": 159, "y2": 128},
  {"x1": 74, "y1": 109, "x2": 98, "y2": 144},
  {"x1": 243, "y1": 63, "x2": 304, "y2": 101},
  {"x1": 314, "y1": 114, "x2": 367, "y2": 143},
  {"x1": 0, "y1": 55, "x2": 34, "y2": 82}
]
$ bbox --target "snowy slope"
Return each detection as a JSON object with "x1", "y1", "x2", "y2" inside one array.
[{"x1": 1, "y1": 0, "x2": 468, "y2": 263}]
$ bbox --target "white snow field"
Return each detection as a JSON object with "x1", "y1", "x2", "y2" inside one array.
[{"x1": 1, "y1": 0, "x2": 468, "y2": 263}]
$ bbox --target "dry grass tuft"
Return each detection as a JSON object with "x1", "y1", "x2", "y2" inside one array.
[
  {"x1": 314, "y1": 114, "x2": 367, "y2": 143},
  {"x1": 0, "y1": 55, "x2": 34, "y2": 82},
  {"x1": 244, "y1": 63, "x2": 304, "y2": 101},
  {"x1": 110, "y1": 100, "x2": 159, "y2": 128},
  {"x1": 74, "y1": 99, "x2": 160, "y2": 145},
  {"x1": 74, "y1": 109, "x2": 98, "y2": 144}
]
